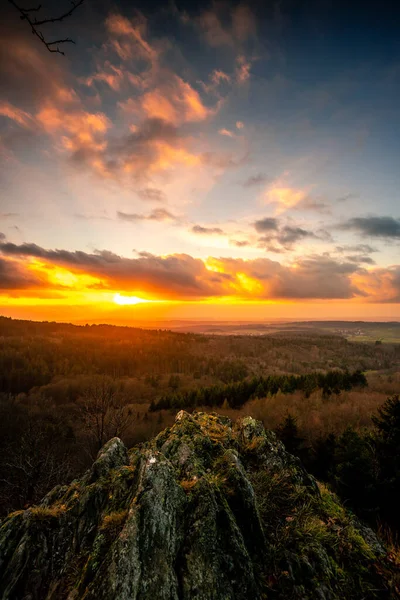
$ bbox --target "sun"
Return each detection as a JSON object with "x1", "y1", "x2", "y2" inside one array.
[{"x1": 113, "y1": 293, "x2": 153, "y2": 305}]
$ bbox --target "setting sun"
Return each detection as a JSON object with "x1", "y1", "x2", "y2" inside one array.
[{"x1": 113, "y1": 293, "x2": 157, "y2": 305}]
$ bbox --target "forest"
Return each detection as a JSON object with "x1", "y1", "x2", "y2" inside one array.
[{"x1": 1, "y1": 316, "x2": 400, "y2": 545}]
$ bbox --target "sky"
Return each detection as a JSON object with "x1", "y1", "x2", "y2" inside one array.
[{"x1": 1, "y1": 0, "x2": 400, "y2": 323}]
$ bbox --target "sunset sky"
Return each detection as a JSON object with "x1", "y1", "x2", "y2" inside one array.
[{"x1": 1, "y1": 0, "x2": 400, "y2": 323}]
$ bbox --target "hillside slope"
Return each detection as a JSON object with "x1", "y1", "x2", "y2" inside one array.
[{"x1": 0, "y1": 411, "x2": 399, "y2": 599}]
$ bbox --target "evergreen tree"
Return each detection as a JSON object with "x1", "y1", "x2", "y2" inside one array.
[
  {"x1": 372, "y1": 395, "x2": 400, "y2": 529},
  {"x1": 275, "y1": 414, "x2": 308, "y2": 462}
]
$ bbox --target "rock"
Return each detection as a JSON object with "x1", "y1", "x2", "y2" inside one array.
[{"x1": 0, "y1": 412, "x2": 399, "y2": 600}]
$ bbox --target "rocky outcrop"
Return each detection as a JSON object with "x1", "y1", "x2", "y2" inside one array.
[{"x1": 0, "y1": 411, "x2": 399, "y2": 599}]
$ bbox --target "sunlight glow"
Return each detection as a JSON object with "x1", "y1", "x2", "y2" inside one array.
[{"x1": 113, "y1": 293, "x2": 156, "y2": 305}]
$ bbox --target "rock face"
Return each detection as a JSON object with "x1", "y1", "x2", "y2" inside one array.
[{"x1": 0, "y1": 411, "x2": 399, "y2": 599}]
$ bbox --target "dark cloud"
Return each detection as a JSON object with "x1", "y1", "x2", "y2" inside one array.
[
  {"x1": 269, "y1": 256, "x2": 361, "y2": 300},
  {"x1": 253, "y1": 217, "x2": 279, "y2": 233},
  {"x1": 0, "y1": 241, "x2": 224, "y2": 297},
  {"x1": 336, "y1": 193, "x2": 358, "y2": 203},
  {"x1": 191, "y1": 225, "x2": 224, "y2": 235},
  {"x1": 294, "y1": 197, "x2": 331, "y2": 214},
  {"x1": 230, "y1": 239, "x2": 250, "y2": 247},
  {"x1": 117, "y1": 208, "x2": 178, "y2": 222},
  {"x1": 242, "y1": 173, "x2": 269, "y2": 188},
  {"x1": 74, "y1": 213, "x2": 112, "y2": 221},
  {"x1": 346, "y1": 255, "x2": 376, "y2": 265},
  {"x1": 341, "y1": 216, "x2": 400, "y2": 238},
  {"x1": 137, "y1": 188, "x2": 167, "y2": 202},
  {"x1": 254, "y1": 219, "x2": 321, "y2": 251},
  {"x1": 1, "y1": 240, "x2": 400, "y2": 302},
  {"x1": 336, "y1": 244, "x2": 378, "y2": 254},
  {"x1": 0, "y1": 256, "x2": 41, "y2": 290},
  {"x1": 277, "y1": 226, "x2": 316, "y2": 245}
]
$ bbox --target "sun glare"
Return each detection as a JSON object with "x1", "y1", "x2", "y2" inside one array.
[{"x1": 113, "y1": 293, "x2": 155, "y2": 305}]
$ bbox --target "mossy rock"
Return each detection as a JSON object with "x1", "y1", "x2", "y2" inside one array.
[{"x1": 0, "y1": 412, "x2": 399, "y2": 599}]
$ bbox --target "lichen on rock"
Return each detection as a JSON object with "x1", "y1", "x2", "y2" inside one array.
[{"x1": 0, "y1": 411, "x2": 399, "y2": 599}]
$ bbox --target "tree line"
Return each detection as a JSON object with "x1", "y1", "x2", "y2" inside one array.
[{"x1": 149, "y1": 369, "x2": 368, "y2": 411}]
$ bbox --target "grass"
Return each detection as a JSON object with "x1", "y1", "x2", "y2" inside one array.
[
  {"x1": 28, "y1": 505, "x2": 67, "y2": 520},
  {"x1": 99, "y1": 509, "x2": 128, "y2": 536}
]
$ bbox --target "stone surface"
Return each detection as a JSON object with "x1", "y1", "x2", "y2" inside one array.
[{"x1": 0, "y1": 412, "x2": 399, "y2": 599}]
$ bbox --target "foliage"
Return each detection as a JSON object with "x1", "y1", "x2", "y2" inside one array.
[{"x1": 150, "y1": 369, "x2": 367, "y2": 411}]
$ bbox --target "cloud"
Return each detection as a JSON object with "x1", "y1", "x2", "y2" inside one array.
[
  {"x1": 1, "y1": 240, "x2": 400, "y2": 302},
  {"x1": 81, "y1": 62, "x2": 126, "y2": 92},
  {"x1": 293, "y1": 196, "x2": 332, "y2": 214},
  {"x1": 265, "y1": 183, "x2": 310, "y2": 210},
  {"x1": 117, "y1": 208, "x2": 178, "y2": 223},
  {"x1": 253, "y1": 218, "x2": 328, "y2": 251},
  {"x1": 336, "y1": 244, "x2": 378, "y2": 254},
  {"x1": 137, "y1": 76, "x2": 215, "y2": 125},
  {"x1": 37, "y1": 105, "x2": 110, "y2": 154},
  {"x1": 0, "y1": 26, "x2": 73, "y2": 107},
  {"x1": 277, "y1": 226, "x2": 316, "y2": 245},
  {"x1": 191, "y1": 225, "x2": 224, "y2": 235},
  {"x1": 197, "y1": 4, "x2": 256, "y2": 48},
  {"x1": 230, "y1": 239, "x2": 250, "y2": 247},
  {"x1": 340, "y1": 216, "x2": 400, "y2": 238},
  {"x1": 254, "y1": 218, "x2": 279, "y2": 232},
  {"x1": 120, "y1": 75, "x2": 216, "y2": 126},
  {"x1": 346, "y1": 255, "x2": 376, "y2": 265},
  {"x1": 68, "y1": 117, "x2": 201, "y2": 179},
  {"x1": 336, "y1": 193, "x2": 358, "y2": 203},
  {"x1": 242, "y1": 173, "x2": 269, "y2": 187},
  {"x1": 0, "y1": 256, "x2": 43, "y2": 290},
  {"x1": 218, "y1": 128, "x2": 235, "y2": 137},
  {"x1": 0, "y1": 102, "x2": 36, "y2": 129},
  {"x1": 235, "y1": 55, "x2": 252, "y2": 84},
  {"x1": 137, "y1": 188, "x2": 167, "y2": 202},
  {"x1": 105, "y1": 13, "x2": 158, "y2": 62}
]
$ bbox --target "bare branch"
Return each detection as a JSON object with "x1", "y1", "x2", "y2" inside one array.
[
  {"x1": 8, "y1": 0, "x2": 84, "y2": 55},
  {"x1": 32, "y1": 0, "x2": 85, "y2": 26}
]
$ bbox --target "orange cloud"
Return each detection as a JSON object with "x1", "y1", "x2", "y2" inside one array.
[
  {"x1": 264, "y1": 175, "x2": 313, "y2": 213},
  {"x1": 121, "y1": 75, "x2": 214, "y2": 125},
  {"x1": 82, "y1": 62, "x2": 125, "y2": 91},
  {"x1": 236, "y1": 55, "x2": 252, "y2": 84},
  {"x1": 3, "y1": 241, "x2": 400, "y2": 304},
  {"x1": 105, "y1": 14, "x2": 157, "y2": 61},
  {"x1": 36, "y1": 106, "x2": 110, "y2": 153},
  {"x1": 0, "y1": 102, "x2": 35, "y2": 129}
]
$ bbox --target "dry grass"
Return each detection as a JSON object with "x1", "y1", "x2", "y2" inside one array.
[
  {"x1": 29, "y1": 505, "x2": 66, "y2": 520},
  {"x1": 180, "y1": 478, "x2": 198, "y2": 492},
  {"x1": 100, "y1": 510, "x2": 128, "y2": 534}
]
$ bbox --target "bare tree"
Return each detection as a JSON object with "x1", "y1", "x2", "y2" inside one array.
[
  {"x1": 8, "y1": 0, "x2": 85, "y2": 55},
  {"x1": 78, "y1": 376, "x2": 133, "y2": 459},
  {"x1": 0, "y1": 416, "x2": 75, "y2": 511}
]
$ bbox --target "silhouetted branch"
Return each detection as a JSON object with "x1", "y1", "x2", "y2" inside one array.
[{"x1": 8, "y1": 0, "x2": 84, "y2": 55}]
